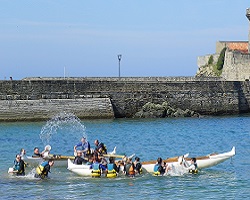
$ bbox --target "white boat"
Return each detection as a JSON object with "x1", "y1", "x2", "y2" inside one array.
[
  {"x1": 67, "y1": 159, "x2": 93, "y2": 176},
  {"x1": 142, "y1": 146, "x2": 236, "y2": 173}
]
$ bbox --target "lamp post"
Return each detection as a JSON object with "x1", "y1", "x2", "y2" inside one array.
[{"x1": 117, "y1": 54, "x2": 122, "y2": 78}]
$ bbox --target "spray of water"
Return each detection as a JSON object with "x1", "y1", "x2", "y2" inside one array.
[{"x1": 39, "y1": 112, "x2": 86, "y2": 153}]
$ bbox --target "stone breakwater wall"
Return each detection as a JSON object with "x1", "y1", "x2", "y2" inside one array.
[{"x1": 0, "y1": 77, "x2": 249, "y2": 121}]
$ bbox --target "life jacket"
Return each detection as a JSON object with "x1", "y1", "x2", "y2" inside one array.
[
  {"x1": 36, "y1": 161, "x2": 49, "y2": 178},
  {"x1": 189, "y1": 169, "x2": 198, "y2": 174},
  {"x1": 13, "y1": 160, "x2": 21, "y2": 171},
  {"x1": 107, "y1": 163, "x2": 117, "y2": 178},
  {"x1": 91, "y1": 163, "x2": 101, "y2": 177},
  {"x1": 189, "y1": 163, "x2": 198, "y2": 174},
  {"x1": 153, "y1": 164, "x2": 161, "y2": 176},
  {"x1": 98, "y1": 143, "x2": 107, "y2": 154},
  {"x1": 125, "y1": 163, "x2": 135, "y2": 176}
]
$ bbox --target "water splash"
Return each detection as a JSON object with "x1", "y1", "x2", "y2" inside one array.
[
  {"x1": 166, "y1": 163, "x2": 189, "y2": 176},
  {"x1": 39, "y1": 112, "x2": 86, "y2": 153}
]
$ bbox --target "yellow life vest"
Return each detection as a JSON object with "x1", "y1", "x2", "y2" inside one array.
[
  {"x1": 36, "y1": 165, "x2": 44, "y2": 175},
  {"x1": 189, "y1": 169, "x2": 198, "y2": 174},
  {"x1": 35, "y1": 161, "x2": 49, "y2": 179},
  {"x1": 153, "y1": 171, "x2": 161, "y2": 176},
  {"x1": 91, "y1": 169, "x2": 101, "y2": 177},
  {"x1": 107, "y1": 169, "x2": 117, "y2": 178},
  {"x1": 91, "y1": 163, "x2": 101, "y2": 177}
]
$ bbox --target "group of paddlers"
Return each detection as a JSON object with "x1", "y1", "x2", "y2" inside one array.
[
  {"x1": 73, "y1": 137, "x2": 143, "y2": 177},
  {"x1": 10, "y1": 137, "x2": 197, "y2": 179},
  {"x1": 11, "y1": 147, "x2": 54, "y2": 178}
]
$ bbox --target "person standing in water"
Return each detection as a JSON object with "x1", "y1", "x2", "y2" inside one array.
[
  {"x1": 13, "y1": 154, "x2": 25, "y2": 176},
  {"x1": 134, "y1": 157, "x2": 142, "y2": 174},
  {"x1": 34, "y1": 160, "x2": 54, "y2": 179}
]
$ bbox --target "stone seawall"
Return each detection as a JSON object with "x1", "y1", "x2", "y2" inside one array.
[
  {"x1": 0, "y1": 77, "x2": 249, "y2": 121},
  {"x1": 0, "y1": 98, "x2": 114, "y2": 121}
]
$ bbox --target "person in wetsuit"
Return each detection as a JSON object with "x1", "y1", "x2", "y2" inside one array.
[
  {"x1": 154, "y1": 157, "x2": 165, "y2": 175},
  {"x1": 13, "y1": 154, "x2": 25, "y2": 176},
  {"x1": 32, "y1": 147, "x2": 42, "y2": 157},
  {"x1": 134, "y1": 157, "x2": 142, "y2": 174},
  {"x1": 73, "y1": 151, "x2": 87, "y2": 165},
  {"x1": 34, "y1": 160, "x2": 54, "y2": 179},
  {"x1": 124, "y1": 158, "x2": 135, "y2": 177}
]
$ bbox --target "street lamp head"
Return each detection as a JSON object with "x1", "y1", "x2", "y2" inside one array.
[{"x1": 117, "y1": 54, "x2": 122, "y2": 61}]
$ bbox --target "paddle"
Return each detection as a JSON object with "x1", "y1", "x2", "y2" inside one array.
[
  {"x1": 48, "y1": 154, "x2": 75, "y2": 160},
  {"x1": 102, "y1": 154, "x2": 126, "y2": 158}
]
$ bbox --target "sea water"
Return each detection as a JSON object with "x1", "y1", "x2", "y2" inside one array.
[{"x1": 0, "y1": 114, "x2": 249, "y2": 199}]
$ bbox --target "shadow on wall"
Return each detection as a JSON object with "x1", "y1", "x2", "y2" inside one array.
[{"x1": 233, "y1": 81, "x2": 250, "y2": 113}]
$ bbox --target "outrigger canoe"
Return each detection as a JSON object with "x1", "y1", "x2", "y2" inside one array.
[
  {"x1": 142, "y1": 146, "x2": 236, "y2": 173},
  {"x1": 67, "y1": 147, "x2": 235, "y2": 177}
]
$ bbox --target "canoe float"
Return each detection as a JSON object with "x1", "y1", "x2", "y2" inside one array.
[
  {"x1": 21, "y1": 146, "x2": 119, "y2": 168},
  {"x1": 67, "y1": 159, "x2": 93, "y2": 176},
  {"x1": 22, "y1": 154, "x2": 75, "y2": 167}
]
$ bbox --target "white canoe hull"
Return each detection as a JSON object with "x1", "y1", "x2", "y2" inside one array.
[
  {"x1": 142, "y1": 147, "x2": 236, "y2": 173},
  {"x1": 67, "y1": 159, "x2": 93, "y2": 176}
]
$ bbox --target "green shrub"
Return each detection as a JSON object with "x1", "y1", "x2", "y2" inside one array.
[
  {"x1": 208, "y1": 55, "x2": 214, "y2": 65},
  {"x1": 216, "y1": 47, "x2": 227, "y2": 70},
  {"x1": 213, "y1": 64, "x2": 222, "y2": 76}
]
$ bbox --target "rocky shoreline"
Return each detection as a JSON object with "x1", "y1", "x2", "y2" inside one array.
[{"x1": 133, "y1": 102, "x2": 200, "y2": 118}]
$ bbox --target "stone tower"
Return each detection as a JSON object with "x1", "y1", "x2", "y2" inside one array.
[{"x1": 247, "y1": 8, "x2": 250, "y2": 53}]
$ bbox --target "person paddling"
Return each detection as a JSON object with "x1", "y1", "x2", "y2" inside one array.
[
  {"x1": 123, "y1": 157, "x2": 135, "y2": 177},
  {"x1": 94, "y1": 139, "x2": 107, "y2": 162},
  {"x1": 13, "y1": 154, "x2": 25, "y2": 176},
  {"x1": 32, "y1": 147, "x2": 42, "y2": 157},
  {"x1": 153, "y1": 157, "x2": 165, "y2": 176},
  {"x1": 187, "y1": 158, "x2": 198, "y2": 174},
  {"x1": 34, "y1": 160, "x2": 54, "y2": 179},
  {"x1": 134, "y1": 157, "x2": 142, "y2": 174},
  {"x1": 73, "y1": 151, "x2": 87, "y2": 165},
  {"x1": 74, "y1": 137, "x2": 91, "y2": 157}
]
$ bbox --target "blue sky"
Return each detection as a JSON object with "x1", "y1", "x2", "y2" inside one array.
[{"x1": 0, "y1": 0, "x2": 249, "y2": 80}]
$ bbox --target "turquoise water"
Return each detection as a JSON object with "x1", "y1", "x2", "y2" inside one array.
[{"x1": 0, "y1": 115, "x2": 249, "y2": 199}]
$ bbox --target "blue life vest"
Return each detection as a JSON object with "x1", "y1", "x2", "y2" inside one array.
[
  {"x1": 107, "y1": 163, "x2": 117, "y2": 178},
  {"x1": 93, "y1": 163, "x2": 100, "y2": 170},
  {"x1": 107, "y1": 163, "x2": 114, "y2": 171},
  {"x1": 91, "y1": 163, "x2": 101, "y2": 177},
  {"x1": 154, "y1": 164, "x2": 160, "y2": 172},
  {"x1": 13, "y1": 160, "x2": 21, "y2": 171},
  {"x1": 41, "y1": 161, "x2": 49, "y2": 167}
]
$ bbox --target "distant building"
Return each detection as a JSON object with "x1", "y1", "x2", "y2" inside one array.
[{"x1": 196, "y1": 8, "x2": 250, "y2": 81}]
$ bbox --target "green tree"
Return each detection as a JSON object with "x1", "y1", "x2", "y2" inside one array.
[
  {"x1": 217, "y1": 47, "x2": 227, "y2": 70},
  {"x1": 208, "y1": 55, "x2": 214, "y2": 65}
]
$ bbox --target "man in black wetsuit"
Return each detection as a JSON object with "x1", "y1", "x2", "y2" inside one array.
[
  {"x1": 94, "y1": 139, "x2": 107, "y2": 155},
  {"x1": 73, "y1": 151, "x2": 87, "y2": 165}
]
